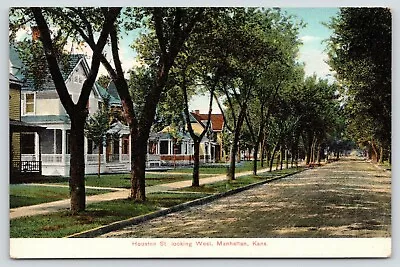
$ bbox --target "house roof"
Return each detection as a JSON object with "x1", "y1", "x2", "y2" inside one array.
[
  {"x1": 96, "y1": 82, "x2": 121, "y2": 106},
  {"x1": 149, "y1": 131, "x2": 192, "y2": 141},
  {"x1": 10, "y1": 44, "x2": 85, "y2": 91},
  {"x1": 10, "y1": 44, "x2": 117, "y2": 105},
  {"x1": 106, "y1": 81, "x2": 122, "y2": 104},
  {"x1": 190, "y1": 112, "x2": 224, "y2": 131},
  {"x1": 9, "y1": 73, "x2": 23, "y2": 86},
  {"x1": 107, "y1": 121, "x2": 130, "y2": 135}
]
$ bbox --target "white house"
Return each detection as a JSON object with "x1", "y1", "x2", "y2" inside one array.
[
  {"x1": 10, "y1": 45, "x2": 223, "y2": 177},
  {"x1": 10, "y1": 46, "x2": 122, "y2": 175}
]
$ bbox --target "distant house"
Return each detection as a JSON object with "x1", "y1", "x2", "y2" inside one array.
[
  {"x1": 9, "y1": 73, "x2": 44, "y2": 181},
  {"x1": 190, "y1": 110, "x2": 225, "y2": 162}
]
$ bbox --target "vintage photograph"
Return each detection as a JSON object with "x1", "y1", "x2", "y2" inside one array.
[{"x1": 8, "y1": 6, "x2": 391, "y2": 258}]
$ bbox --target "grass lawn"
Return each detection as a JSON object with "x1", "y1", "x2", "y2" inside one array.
[
  {"x1": 43, "y1": 173, "x2": 196, "y2": 188},
  {"x1": 10, "y1": 192, "x2": 210, "y2": 238},
  {"x1": 10, "y1": 185, "x2": 113, "y2": 209},
  {"x1": 168, "y1": 161, "x2": 279, "y2": 174},
  {"x1": 176, "y1": 167, "x2": 304, "y2": 194}
]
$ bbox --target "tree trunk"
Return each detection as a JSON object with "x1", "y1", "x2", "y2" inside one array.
[
  {"x1": 98, "y1": 145, "x2": 101, "y2": 179},
  {"x1": 279, "y1": 146, "x2": 283, "y2": 170},
  {"x1": 285, "y1": 149, "x2": 289, "y2": 169},
  {"x1": 305, "y1": 138, "x2": 312, "y2": 165},
  {"x1": 269, "y1": 143, "x2": 278, "y2": 172},
  {"x1": 260, "y1": 139, "x2": 266, "y2": 168},
  {"x1": 227, "y1": 109, "x2": 246, "y2": 180},
  {"x1": 316, "y1": 144, "x2": 321, "y2": 164},
  {"x1": 252, "y1": 144, "x2": 259, "y2": 175},
  {"x1": 228, "y1": 144, "x2": 238, "y2": 181},
  {"x1": 130, "y1": 133, "x2": 147, "y2": 201},
  {"x1": 69, "y1": 114, "x2": 86, "y2": 214},
  {"x1": 379, "y1": 146, "x2": 384, "y2": 163},
  {"x1": 192, "y1": 140, "x2": 201, "y2": 187},
  {"x1": 266, "y1": 144, "x2": 271, "y2": 170}
]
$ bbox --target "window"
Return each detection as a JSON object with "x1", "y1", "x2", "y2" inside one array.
[
  {"x1": 122, "y1": 137, "x2": 129, "y2": 154},
  {"x1": 73, "y1": 74, "x2": 83, "y2": 84},
  {"x1": 24, "y1": 93, "x2": 35, "y2": 114},
  {"x1": 21, "y1": 133, "x2": 35, "y2": 154},
  {"x1": 174, "y1": 143, "x2": 182, "y2": 155},
  {"x1": 160, "y1": 141, "x2": 169, "y2": 155},
  {"x1": 148, "y1": 141, "x2": 157, "y2": 154}
]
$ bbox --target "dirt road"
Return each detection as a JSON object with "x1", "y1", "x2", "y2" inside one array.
[{"x1": 102, "y1": 158, "x2": 391, "y2": 238}]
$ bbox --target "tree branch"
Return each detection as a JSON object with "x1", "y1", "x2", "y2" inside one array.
[
  {"x1": 153, "y1": 8, "x2": 167, "y2": 59},
  {"x1": 77, "y1": 7, "x2": 121, "y2": 109},
  {"x1": 31, "y1": 7, "x2": 75, "y2": 115}
]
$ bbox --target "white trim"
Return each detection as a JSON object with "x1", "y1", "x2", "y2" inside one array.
[
  {"x1": 64, "y1": 57, "x2": 84, "y2": 83},
  {"x1": 62, "y1": 129, "x2": 67, "y2": 164},
  {"x1": 22, "y1": 92, "x2": 36, "y2": 116},
  {"x1": 65, "y1": 57, "x2": 102, "y2": 100}
]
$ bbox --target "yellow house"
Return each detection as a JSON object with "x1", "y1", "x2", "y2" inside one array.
[
  {"x1": 9, "y1": 74, "x2": 22, "y2": 161},
  {"x1": 9, "y1": 74, "x2": 44, "y2": 180}
]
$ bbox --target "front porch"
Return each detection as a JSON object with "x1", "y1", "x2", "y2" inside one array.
[{"x1": 10, "y1": 119, "x2": 45, "y2": 182}]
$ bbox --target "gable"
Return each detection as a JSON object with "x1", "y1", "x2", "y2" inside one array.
[{"x1": 190, "y1": 112, "x2": 224, "y2": 131}]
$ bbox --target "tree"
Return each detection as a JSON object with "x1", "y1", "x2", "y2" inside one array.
[
  {"x1": 114, "y1": 8, "x2": 205, "y2": 200},
  {"x1": 43, "y1": 7, "x2": 205, "y2": 201},
  {"x1": 9, "y1": 7, "x2": 121, "y2": 213},
  {"x1": 84, "y1": 97, "x2": 112, "y2": 178},
  {"x1": 170, "y1": 8, "x2": 229, "y2": 186},
  {"x1": 326, "y1": 8, "x2": 391, "y2": 162},
  {"x1": 97, "y1": 74, "x2": 111, "y2": 89},
  {"x1": 211, "y1": 8, "x2": 302, "y2": 179}
]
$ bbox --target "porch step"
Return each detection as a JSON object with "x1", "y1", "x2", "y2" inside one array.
[{"x1": 106, "y1": 164, "x2": 130, "y2": 173}]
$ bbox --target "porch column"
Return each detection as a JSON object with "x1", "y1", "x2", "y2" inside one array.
[
  {"x1": 129, "y1": 135, "x2": 132, "y2": 164},
  {"x1": 53, "y1": 129, "x2": 57, "y2": 155},
  {"x1": 157, "y1": 141, "x2": 160, "y2": 155},
  {"x1": 119, "y1": 136, "x2": 123, "y2": 162},
  {"x1": 203, "y1": 143, "x2": 206, "y2": 163},
  {"x1": 103, "y1": 141, "x2": 107, "y2": 163},
  {"x1": 38, "y1": 132, "x2": 42, "y2": 174},
  {"x1": 61, "y1": 129, "x2": 67, "y2": 164},
  {"x1": 34, "y1": 132, "x2": 40, "y2": 161},
  {"x1": 84, "y1": 136, "x2": 88, "y2": 163},
  {"x1": 168, "y1": 140, "x2": 172, "y2": 155},
  {"x1": 213, "y1": 144, "x2": 216, "y2": 163}
]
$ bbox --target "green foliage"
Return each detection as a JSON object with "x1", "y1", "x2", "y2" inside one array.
[
  {"x1": 97, "y1": 74, "x2": 111, "y2": 89},
  {"x1": 326, "y1": 8, "x2": 391, "y2": 152},
  {"x1": 84, "y1": 96, "x2": 112, "y2": 147}
]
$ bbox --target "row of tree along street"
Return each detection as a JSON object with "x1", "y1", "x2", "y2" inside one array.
[{"x1": 9, "y1": 7, "x2": 391, "y2": 213}]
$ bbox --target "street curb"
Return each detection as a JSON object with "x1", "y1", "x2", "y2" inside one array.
[{"x1": 66, "y1": 168, "x2": 305, "y2": 238}]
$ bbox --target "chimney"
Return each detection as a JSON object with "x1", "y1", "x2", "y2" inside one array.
[{"x1": 194, "y1": 110, "x2": 200, "y2": 115}]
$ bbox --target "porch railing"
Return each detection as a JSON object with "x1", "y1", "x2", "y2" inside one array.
[
  {"x1": 11, "y1": 160, "x2": 42, "y2": 174},
  {"x1": 121, "y1": 154, "x2": 130, "y2": 162},
  {"x1": 86, "y1": 154, "x2": 105, "y2": 164},
  {"x1": 42, "y1": 154, "x2": 64, "y2": 163}
]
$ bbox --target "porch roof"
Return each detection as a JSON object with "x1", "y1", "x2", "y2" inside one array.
[
  {"x1": 10, "y1": 119, "x2": 45, "y2": 132},
  {"x1": 107, "y1": 121, "x2": 130, "y2": 135},
  {"x1": 21, "y1": 115, "x2": 70, "y2": 124},
  {"x1": 149, "y1": 131, "x2": 197, "y2": 142}
]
